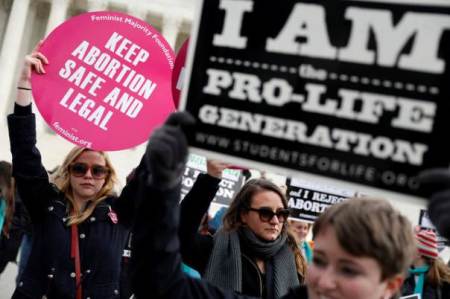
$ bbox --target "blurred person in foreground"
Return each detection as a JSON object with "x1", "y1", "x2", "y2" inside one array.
[{"x1": 131, "y1": 112, "x2": 417, "y2": 299}]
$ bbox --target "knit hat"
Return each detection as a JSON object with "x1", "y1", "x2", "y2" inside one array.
[{"x1": 416, "y1": 230, "x2": 439, "y2": 259}]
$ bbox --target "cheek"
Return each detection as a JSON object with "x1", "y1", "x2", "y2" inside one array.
[
  {"x1": 305, "y1": 264, "x2": 320, "y2": 286},
  {"x1": 69, "y1": 176, "x2": 77, "y2": 187},
  {"x1": 340, "y1": 277, "x2": 378, "y2": 298},
  {"x1": 95, "y1": 180, "x2": 106, "y2": 190}
]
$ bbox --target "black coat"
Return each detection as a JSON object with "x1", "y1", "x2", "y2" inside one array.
[
  {"x1": 131, "y1": 175, "x2": 307, "y2": 299},
  {"x1": 402, "y1": 274, "x2": 450, "y2": 299},
  {"x1": 8, "y1": 112, "x2": 139, "y2": 299}
]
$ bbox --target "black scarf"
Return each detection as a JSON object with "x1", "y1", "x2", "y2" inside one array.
[{"x1": 204, "y1": 227, "x2": 299, "y2": 299}]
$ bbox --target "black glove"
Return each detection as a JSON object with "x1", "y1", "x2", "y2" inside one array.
[
  {"x1": 145, "y1": 112, "x2": 195, "y2": 190},
  {"x1": 418, "y1": 168, "x2": 450, "y2": 240}
]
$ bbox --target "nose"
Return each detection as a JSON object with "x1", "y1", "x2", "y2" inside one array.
[
  {"x1": 269, "y1": 214, "x2": 280, "y2": 225},
  {"x1": 83, "y1": 168, "x2": 93, "y2": 178}
]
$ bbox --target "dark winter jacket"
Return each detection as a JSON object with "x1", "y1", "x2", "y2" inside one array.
[
  {"x1": 8, "y1": 111, "x2": 140, "y2": 299},
  {"x1": 131, "y1": 175, "x2": 307, "y2": 299},
  {"x1": 402, "y1": 274, "x2": 450, "y2": 299}
]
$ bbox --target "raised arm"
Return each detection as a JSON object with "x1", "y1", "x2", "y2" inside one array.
[
  {"x1": 7, "y1": 44, "x2": 55, "y2": 221},
  {"x1": 179, "y1": 160, "x2": 228, "y2": 272},
  {"x1": 131, "y1": 112, "x2": 255, "y2": 299}
]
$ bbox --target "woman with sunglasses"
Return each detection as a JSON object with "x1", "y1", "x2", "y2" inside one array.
[
  {"x1": 179, "y1": 166, "x2": 306, "y2": 298},
  {"x1": 131, "y1": 117, "x2": 417, "y2": 299},
  {"x1": 7, "y1": 45, "x2": 142, "y2": 299}
]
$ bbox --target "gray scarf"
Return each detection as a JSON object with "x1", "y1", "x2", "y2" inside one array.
[{"x1": 204, "y1": 227, "x2": 299, "y2": 299}]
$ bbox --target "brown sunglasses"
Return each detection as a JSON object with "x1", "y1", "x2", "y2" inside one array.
[
  {"x1": 247, "y1": 207, "x2": 290, "y2": 223},
  {"x1": 69, "y1": 163, "x2": 110, "y2": 180}
]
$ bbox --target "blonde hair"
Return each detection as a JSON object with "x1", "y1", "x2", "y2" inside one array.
[
  {"x1": 53, "y1": 147, "x2": 117, "y2": 225},
  {"x1": 426, "y1": 257, "x2": 450, "y2": 287},
  {"x1": 222, "y1": 178, "x2": 307, "y2": 279}
]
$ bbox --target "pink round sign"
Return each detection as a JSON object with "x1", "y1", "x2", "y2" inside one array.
[
  {"x1": 171, "y1": 38, "x2": 189, "y2": 109},
  {"x1": 32, "y1": 12, "x2": 175, "y2": 151}
]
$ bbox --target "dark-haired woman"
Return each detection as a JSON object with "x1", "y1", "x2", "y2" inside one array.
[{"x1": 179, "y1": 161, "x2": 305, "y2": 299}]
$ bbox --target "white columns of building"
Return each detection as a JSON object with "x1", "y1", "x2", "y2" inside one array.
[
  {"x1": 161, "y1": 16, "x2": 181, "y2": 49},
  {"x1": 45, "y1": 0, "x2": 71, "y2": 36},
  {"x1": 87, "y1": 0, "x2": 109, "y2": 12},
  {"x1": 0, "y1": 0, "x2": 31, "y2": 118},
  {"x1": 128, "y1": 0, "x2": 147, "y2": 20}
]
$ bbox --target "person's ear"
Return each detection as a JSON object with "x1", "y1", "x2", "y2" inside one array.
[{"x1": 382, "y1": 274, "x2": 404, "y2": 299}]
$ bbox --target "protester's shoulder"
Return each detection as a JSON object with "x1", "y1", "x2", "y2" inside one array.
[
  {"x1": 102, "y1": 196, "x2": 119, "y2": 206},
  {"x1": 184, "y1": 276, "x2": 257, "y2": 299},
  {"x1": 282, "y1": 285, "x2": 308, "y2": 299},
  {"x1": 442, "y1": 280, "x2": 450, "y2": 293}
]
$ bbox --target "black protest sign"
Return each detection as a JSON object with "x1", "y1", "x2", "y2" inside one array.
[
  {"x1": 180, "y1": 154, "x2": 244, "y2": 206},
  {"x1": 181, "y1": 0, "x2": 450, "y2": 196},
  {"x1": 286, "y1": 178, "x2": 355, "y2": 222}
]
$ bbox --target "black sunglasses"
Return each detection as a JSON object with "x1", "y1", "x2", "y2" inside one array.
[
  {"x1": 247, "y1": 207, "x2": 290, "y2": 223},
  {"x1": 69, "y1": 163, "x2": 110, "y2": 180}
]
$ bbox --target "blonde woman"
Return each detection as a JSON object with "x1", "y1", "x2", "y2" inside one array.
[{"x1": 8, "y1": 45, "x2": 141, "y2": 299}]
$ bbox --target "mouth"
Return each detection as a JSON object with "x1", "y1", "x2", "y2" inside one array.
[{"x1": 80, "y1": 183, "x2": 94, "y2": 188}]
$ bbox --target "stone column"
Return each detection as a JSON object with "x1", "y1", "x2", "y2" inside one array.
[
  {"x1": 45, "y1": 0, "x2": 71, "y2": 36},
  {"x1": 0, "y1": 0, "x2": 31, "y2": 118},
  {"x1": 127, "y1": 0, "x2": 147, "y2": 20},
  {"x1": 86, "y1": 0, "x2": 108, "y2": 12},
  {"x1": 161, "y1": 16, "x2": 181, "y2": 50}
]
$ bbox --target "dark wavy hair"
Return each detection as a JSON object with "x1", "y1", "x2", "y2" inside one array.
[
  {"x1": 0, "y1": 161, "x2": 14, "y2": 236},
  {"x1": 222, "y1": 178, "x2": 306, "y2": 279}
]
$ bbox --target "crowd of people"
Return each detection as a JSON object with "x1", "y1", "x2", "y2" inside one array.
[{"x1": 1, "y1": 45, "x2": 450, "y2": 299}]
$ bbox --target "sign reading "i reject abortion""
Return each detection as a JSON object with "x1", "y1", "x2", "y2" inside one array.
[{"x1": 32, "y1": 12, "x2": 175, "y2": 150}]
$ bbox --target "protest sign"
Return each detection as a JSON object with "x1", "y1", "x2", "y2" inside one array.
[
  {"x1": 32, "y1": 12, "x2": 175, "y2": 150},
  {"x1": 172, "y1": 39, "x2": 189, "y2": 108},
  {"x1": 180, "y1": 0, "x2": 450, "y2": 195},
  {"x1": 419, "y1": 209, "x2": 449, "y2": 251},
  {"x1": 287, "y1": 177, "x2": 356, "y2": 222},
  {"x1": 181, "y1": 153, "x2": 244, "y2": 209}
]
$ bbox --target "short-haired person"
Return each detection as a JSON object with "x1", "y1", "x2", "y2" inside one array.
[
  {"x1": 179, "y1": 164, "x2": 306, "y2": 298},
  {"x1": 8, "y1": 44, "x2": 143, "y2": 298},
  {"x1": 131, "y1": 114, "x2": 417, "y2": 299},
  {"x1": 401, "y1": 229, "x2": 450, "y2": 298},
  {"x1": 289, "y1": 220, "x2": 313, "y2": 263}
]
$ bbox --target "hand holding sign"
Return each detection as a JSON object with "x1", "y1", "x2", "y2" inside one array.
[
  {"x1": 16, "y1": 43, "x2": 48, "y2": 108},
  {"x1": 206, "y1": 160, "x2": 231, "y2": 179},
  {"x1": 21, "y1": 42, "x2": 48, "y2": 81}
]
